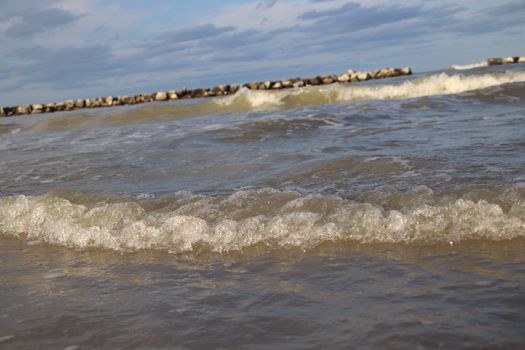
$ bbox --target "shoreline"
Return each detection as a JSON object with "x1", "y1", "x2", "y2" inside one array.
[{"x1": 1, "y1": 55, "x2": 523, "y2": 118}]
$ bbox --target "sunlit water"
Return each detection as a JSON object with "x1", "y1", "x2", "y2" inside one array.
[{"x1": 1, "y1": 64, "x2": 525, "y2": 349}]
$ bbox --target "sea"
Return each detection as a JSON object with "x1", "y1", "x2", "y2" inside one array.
[{"x1": 1, "y1": 63, "x2": 525, "y2": 349}]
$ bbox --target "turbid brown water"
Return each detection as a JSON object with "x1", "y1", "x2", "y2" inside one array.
[{"x1": 1, "y1": 64, "x2": 525, "y2": 349}]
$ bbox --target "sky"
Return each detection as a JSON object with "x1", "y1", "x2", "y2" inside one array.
[{"x1": 1, "y1": 0, "x2": 524, "y2": 105}]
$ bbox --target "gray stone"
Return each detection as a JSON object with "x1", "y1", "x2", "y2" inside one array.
[
  {"x1": 44, "y1": 103, "x2": 55, "y2": 112},
  {"x1": 119, "y1": 96, "x2": 133, "y2": 105},
  {"x1": 245, "y1": 82, "x2": 258, "y2": 90},
  {"x1": 91, "y1": 99, "x2": 102, "y2": 108},
  {"x1": 15, "y1": 105, "x2": 28, "y2": 115},
  {"x1": 377, "y1": 68, "x2": 395, "y2": 78},
  {"x1": 401, "y1": 67, "x2": 412, "y2": 75},
  {"x1": 168, "y1": 90, "x2": 178, "y2": 100},
  {"x1": 271, "y1": 81, "x2": 282, "y2": 89},
  {"x1": 230, "y1": 85, "x2": 240, "y2": 94},
  {"x1": 321, "y1": 76, "x2": 335, "y2": 84},
  {"x1": 31, "y1": 104, "x2": 43, "y2": 113},
  {"x1": 155, "y1": 91, "x2": 168, "y2": 101},
  {"x1": 306, "y1": 76, "x2": 322, "y2": 85},
  {"x1": 369, "y1": 70, "x2": 380, "y2": 79},
  {"x1": 281, "y1": 79, "x2": 293, "y2": 88},
  {"x1": 65, "y1": 100, "x2": 75, "y2": 110},
  {"x1": 191, "y1": 88, "x2": 205, "y2": 98},
  {"x1": 487, "y1": 57, "x2": 502, "y2": 65},
  {"x1": 356, "y1": 72, "x2": 371, "y2": 81},
  {"x1": 337, "y1": 73, "x2": 350, "y2": 83}
]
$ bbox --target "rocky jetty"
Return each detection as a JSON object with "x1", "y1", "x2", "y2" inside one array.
[
  {"x1": 2, "y1": 65, "x2": 414, "y2": 117},
  {"x1": 486, "y1": 56, "x2": 524, "y2": 66}
]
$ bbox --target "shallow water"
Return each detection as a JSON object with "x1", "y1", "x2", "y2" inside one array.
[{"x1": 1, "y1": 64, "x2": 525, "y2": 348}]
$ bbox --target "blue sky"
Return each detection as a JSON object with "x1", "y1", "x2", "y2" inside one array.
[{"x1": 1, "y1": 0, "x2": 524, "y2": 105}]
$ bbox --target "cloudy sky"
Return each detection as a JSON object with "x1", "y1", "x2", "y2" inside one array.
[{"x1": 1, "y1": 0, "x2": 524, "y2": 105}]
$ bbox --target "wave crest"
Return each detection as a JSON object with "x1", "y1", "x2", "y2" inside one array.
[{"x1": 1, "y1": 186, "x2": 525, "y2": 253}]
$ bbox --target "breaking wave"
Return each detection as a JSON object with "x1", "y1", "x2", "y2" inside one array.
[
  {"x1": 217, "y1": 70, "x2": 525, "y2": 110},
  {"x1": 451, "y1": 61, "x2": 489, "y2": 70},
  {"x1": 28, "y1": 70, "x2": 525, "y2": 130},
  {"x1": 1, "y1": 185, "x2": 525, "y2": 253}
]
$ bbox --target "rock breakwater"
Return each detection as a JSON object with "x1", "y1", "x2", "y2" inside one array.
[{"x1": 2, "y1": 66, "x2": 414, "y2": 117}]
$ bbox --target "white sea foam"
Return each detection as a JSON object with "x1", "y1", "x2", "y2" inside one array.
[
  {"x1": 1, "y1": 187, "x2": 524, "y2": 253},
  {"x1": 451, "y1": 61, "x2": 489, "y2": 70},
  {"x1": 335, "y1": 71, "x2": 525, "y2": 102},
  {"x1": 214, "y1": 70, "x2": 525, "y2": 111}
]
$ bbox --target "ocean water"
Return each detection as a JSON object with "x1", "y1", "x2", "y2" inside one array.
[{"x1": 1, "y1": 64, "x2": 525, "y2": 349}]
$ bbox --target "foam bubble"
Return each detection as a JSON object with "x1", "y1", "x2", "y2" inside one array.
[
  {"x1": 451, "y1": 61, "x2": 489, "y2": 70},
  {"x1": 214, "y1": 71, "x2": 525, "y2": 112},
  {"x1": 1, "y1": 187, "x2": 524, "y2": 253}
]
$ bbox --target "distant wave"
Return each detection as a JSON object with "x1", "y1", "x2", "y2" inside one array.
[
  {"x1": 1, "y1": 185, "x2": 525, "y2": 253},
  {"x1": 28, "y1": 70, "x2": 525, "y2": 130},
  {"x1": 451, "y1": 61, "x2": 489, "y2": 70}
]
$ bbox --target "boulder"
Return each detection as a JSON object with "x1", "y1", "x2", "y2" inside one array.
[
  {"x1": 347, "y1": 69, "x2": 356, "y2": 76},
  {"x1": 31, "y1": 104, "x2": 43, "y2": 113},
  {"x1": 369, "y1": 70, "x2": 380, "y2": 79},
  {"x1": 306, "y1": 76, "x2": 322, "y2": 85},
  {"x1": 0, "y1": 106, "x2": 4, "y2": 117},
  {"x1": 44, "y1": 103, "x2": 56, "y2": 112},
  {"x1": 65, "y1": 100, "x2": 75, "y2": 110},
  {"x1": 502, "y1": 56, "x2": 514, "y2": 64},
  {"x1": 257, "y1": 83, "x2": 267, "y2": 90},
  {"x1": 271, "y1": 81, "x2": 282, "y2": 89},
  {"x1": 486, "y1": 57, "x2": 502, "y2": 65},
  {"x1": 216, "y1": 85, "x2": 229, "y2": 94},
  {"x1": 377, "y1": 67, "x2": 395, "y2": 78},
  {"x1": 519, "y1": 56, "x2": 525, "y2": 63},
  {"x1": 321, "y1": 76, "x2": 335, "y2": 84},
  {"x1": 16, "y1": 105, "x2": 29, "y2": 115},
  {"x1": 211, "y1": 86, "x2": 222, "y2": 95},
  {"x1": 75, "y1": 99, "x2": 85, "y2": 108},
  {"x1": 93, "y1": 98, "x2": 103, "y2": 107},
  {"x1": 230, "y1": 85, "x2": 240, "y2": 94},
  {"x1": 337, "y1": 73, "x2": 350, "y2": 83},
  {"x1": 293, "y1": 80, "x2": 305, "y2": 88},
  {"x1": 3, "y1": 107, "x2": 15, "y2": 116},
  {"x1": 119, "y1": 96, "x2": 133, "y2": 105},
  {"x1": 55, "y1": 102, "x2": 66, "y2": 111},
  {"x1": 85, "y1": 99, "x2": 91, "y2": 108},
  {"x1": 104, "y1": 96, "x2": 114, "y2": 106},
  {"x1": 155, "y1": 91, "x2": 168, "y2": 101},
  {"x1": 190, "y1": 88, "x2": 205, "y2": 98},
  {"x1": 142, "y1": 93, "x2": 153, "y2": 102},
  {"x1": 401, "y1": 67, "x2": 412, "y2": 75},
  {"x1": 168, "y1": 90, "x2": 178, "y2": 100},
  {"x1": 281, "y1": 79, "x2": 293, "y2": 88},
  {"x1": 263, "y1": 80, "x2": 272, "y2": 89},
  {"x1": 3, "y1": 106, "x2": 14, "y2": 116},
  {"x1": 356, "y1": 72, "x2": 371, "y2": 81},
  {"x1": 245, "y1": 82, "x2": 258, "y2": 90},
  {"x1": 204, "y1": 90, "x2": 215, "y2": 97}
]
